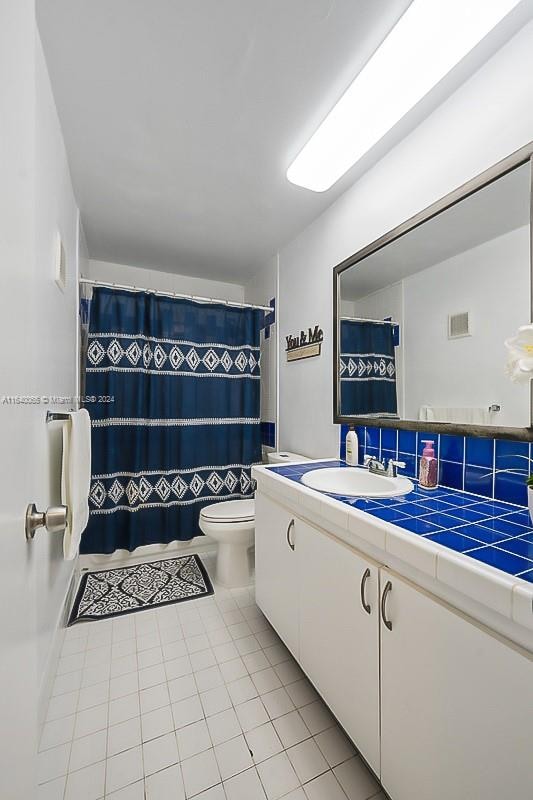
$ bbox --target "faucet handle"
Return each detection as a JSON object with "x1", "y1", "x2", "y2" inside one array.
[{"x1": 387, "y1": 459, "x2": 406, "y2": 477}]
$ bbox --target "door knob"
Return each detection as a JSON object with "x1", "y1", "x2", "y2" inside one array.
[{"x1": 25, "y1": 504, "x2": 68, "y2": 541}]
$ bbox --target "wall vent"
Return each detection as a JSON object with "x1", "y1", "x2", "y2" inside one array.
[{"x1": 448, "y1": 311, "x2": 470, "y2": 339}]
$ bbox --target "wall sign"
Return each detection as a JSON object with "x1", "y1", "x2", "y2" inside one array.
[{"x1": 286, "y1": 325, "x2": 324, "y2": 362}]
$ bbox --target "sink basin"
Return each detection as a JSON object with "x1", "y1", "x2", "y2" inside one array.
[{"x1": 301, "y1": 467, "x2": 413, "y2": 498}]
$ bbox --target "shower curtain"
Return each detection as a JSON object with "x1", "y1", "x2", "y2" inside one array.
[
  {"x1": 81, "y1": 287, "x2": 263, "y2": 554},
  {"x1": 340, "y1": 319, "x2": 398, "y2": 417}
]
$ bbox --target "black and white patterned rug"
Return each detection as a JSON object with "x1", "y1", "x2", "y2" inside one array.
[{"x1": 68, "y1": 554, "x2": 214, "y2": 625}]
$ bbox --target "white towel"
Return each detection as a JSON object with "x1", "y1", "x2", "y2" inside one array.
[
  {"x1": 418, "y1": 406, "x2": 491, "y2": 425},
  {"x1": 61, "y1": 409, "x2": 91, "y2": 560}
]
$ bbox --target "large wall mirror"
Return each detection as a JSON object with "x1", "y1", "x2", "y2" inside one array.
[{"x1": 333, "y1": 144, "x2": 533, "y2": 440}]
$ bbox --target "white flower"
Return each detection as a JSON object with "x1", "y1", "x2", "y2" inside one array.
[{"x1": 505, "y1": 324, "x2": 533, "y2": 383}]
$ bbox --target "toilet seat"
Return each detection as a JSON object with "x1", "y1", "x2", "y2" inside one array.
[{"x1": 200, "y1": 499, "x2": 255, "y2": 524}]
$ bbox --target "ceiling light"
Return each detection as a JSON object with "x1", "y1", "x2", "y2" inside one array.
[{"x1": 287, "y1": 0, "x2": 522, "y2": 192}]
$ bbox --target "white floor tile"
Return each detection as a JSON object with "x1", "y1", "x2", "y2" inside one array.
[
  {"x1": 273, "y1": 660, "x2": 304, "y2": 686},
  {"x1": 279, "y1": 790, "x2": 306, "y2": 800},
  {"x1": 256, "y1": 751, "x2": 300, "y2": 800},
  {"x1": 163, "y1": 639, "x2": 188, "y2": 662},
  {"x1": 304, "y1": 770, "x2": 348, "y2": 800},
  {"x1": 245, "y1": 722, "x2": 283, "y2": 764},
  {"x1": 109, "y1": 694, "x2": 140, "y2": 727},
  {"x1": 172, "y1": 694, "x2": 204, "y2": 729},
  {"x1": 78, "y1": 681, "x2": 109, "y2": 712},
  {"x1": 213, "y1": 642, "x2": 240, "y2": 664},
  {"x1": 286, "y1": 738, "x2": 329, "y2": 784},
  {"x1": 39, "y1": 715, "x2": 76, "y2": 751},
  {"x1": 207, "y1": 708, "x2": 242, "y2": 746},
  {"x1": 168, "y1": 674, "x2": 198, "y2": 704},
  {"x1": 195, "y1": 665, "x2": 225, "y2": 693},
  {"x1": 219, "y1": 657, "x2": 248, "y2": 683},
  {"x1": 208, "y1": 627, "x2": 232, "y2": 646},
  {"x1": 143, "y1": 731, "x2": 179, "y2": 776},
  {"x1": 138, "y1": 663, "x2": 166, "y2": 690},
  {"x1": 333, "y1": 756, "x2": 381, "y2": 800},
  {"x1": 107, "y1": 717, "x2": 142, "y2": 758},
  {"x1": 110, "y1": 671, "x2": 139, "y2": 701},
  {"x1": 138, "y1": 646, "x2": 163, "y2": 670},
  {"x1": 298, "y1": 701, "x2": 335, "y2": 735},
  {"x1": 284, "y1": 680, "x2": 319, "y2": 709},
  {"x1": 69, "y1": 729, "x2": 107, "y2": 772},
  {"x1": 140, "y1": 682, "x2": 171, "y2": 714},
  {"x1": 141, "y1": 705, "x2": 175, "y2": 742},
  {"x1": 242, "y1": 651, "x2": 270, "y2": 674},
  {"x1": 46, "y1": 690, "x2": 79, "y2": 722},
  {"x1": 314, "y1": 726, "x2": 356, "y2": 768},
  {"x1": 214, "y1": 734, "x2": 253, "y2": 780},
  {"x1": 64, "y1": 761, "x2": 105, "y2": 800},
  {"x1": 251, "y1": 668, "x2": 283, "y2": 696},
  {"x1": 74, "y1": 703, "x2": 109, "y2": 739},
  {"x1": 227, "y1": 675, "x2": 258, "y2": 706},
  {"x1": 273, "y1": 711, "x2": 311, "y2": 749},
  {"x1": 223, "y1": 766, "x2": 266, "y2": 800},
  {"x1": 105, "y1": 745, "x2": 144, "y2": 794},
  {"x1": 105, "y1": 779, "x2": 145, "y2": 800},
  {"x1": 261, "y1": 688, "x2": 295, "y2": 720},
  {"x1": 165, "y1": 654, "x2": 193, "y2": 681},
  {"x1": 194, "y1": 784, "x2": 226, "y2": 800},
  {"x1": 145, "y1": 763, "x2": 185, "y2": 800},
  {"x1": 37, "y1": 743, "x2": 71, "y2": 784},
  {"x1": 200, "y1": 685, "x2": 232, "y2": 717},
  {"x1": 176, "y1": 718, "x2": 212, "y2": 760},
  {"x1": 110, "y1": 655, "x2": 137, "y2": 679},
  {"x1": 37, "y1": 776, "x2": 66, "y2": 800},
  {"x1": 52, "y1": 671, "x2": 82, "y2": 697},
  {"x1": 191, "y1": 648, "x2": 218, "y2": 671},
  {"x1": 235, "y1": 636, "x2": 261, "y2": 657},
  {"x1": 235, "y1": 698, "x2": 269, "y2": 733},
  {"x1": 181, "y1": 748, "x2": 221, "y2": 797},
  {"x1": 263, "y1": 644, "x2": 290, "y2": 667}
]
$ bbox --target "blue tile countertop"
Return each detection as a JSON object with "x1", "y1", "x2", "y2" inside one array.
[{"x1": 268, "y1": 460, "x2": 533, "y2": 585}]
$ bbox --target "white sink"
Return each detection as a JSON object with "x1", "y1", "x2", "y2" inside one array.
[{"x1": 301, "y1": 467, "x2": 413, "y2": 498}]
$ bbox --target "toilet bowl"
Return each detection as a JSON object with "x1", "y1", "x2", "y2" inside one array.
[{"x1": 200, "y1": 452, "x2": 309, "y2": 588}]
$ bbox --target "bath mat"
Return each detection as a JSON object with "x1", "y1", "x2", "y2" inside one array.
[{"x1": 68, "y1": 554, "x2": 214, "y2": 625}]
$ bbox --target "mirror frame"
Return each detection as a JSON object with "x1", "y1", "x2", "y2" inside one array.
[{"x1": 333, "y1": 141, "x2": 533, "y2": 441}]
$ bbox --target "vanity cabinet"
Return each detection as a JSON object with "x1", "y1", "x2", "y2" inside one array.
[
  {"x1": 255, "y1": 492, "x2": 300, "y2": 657},
  {"x1": 255, "y1": 491, "x2": 533, "y2": 800},
  {"x1": 379, "y1": 569, "x2": 533, "y2": 800},
  {"x1": 298, "y1": 523, "x2": 381, "y2": 774}
]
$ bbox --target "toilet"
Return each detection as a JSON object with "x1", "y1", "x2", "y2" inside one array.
[{"x1": 199, "y1": 451, "x2": 308, "y2": 587}]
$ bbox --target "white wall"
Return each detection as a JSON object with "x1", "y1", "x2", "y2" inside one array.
[
  {"x1": 278, "y1": 20, "x2": 533, "y2": 458},
  {"x1": 85, "y1": 259, "x2": 244, "y2": 303},
  {"x1": 244, "y1": 256, "x2": 278, "y2": 430},
  {"x1": 403, "y1": 225, "x2": 530, "y2": 426}
]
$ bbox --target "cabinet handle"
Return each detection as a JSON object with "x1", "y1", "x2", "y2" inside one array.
[
  {"x1": 360, "y1": 568, "x2": 371, "y2": 614},
  {"x1": 286, "y1": 519, "x2": 295, "y2": 551},
  {"x1": 381, "y1": 580, "x2": 393, "y2": 631}
]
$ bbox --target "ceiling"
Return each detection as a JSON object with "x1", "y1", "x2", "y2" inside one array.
[
  {"x1": 341, "y1": 161, "x2": 531, "y2": 301},
  {"x1": 36, "y1": 0, "x2": 414, "y2": 283}
]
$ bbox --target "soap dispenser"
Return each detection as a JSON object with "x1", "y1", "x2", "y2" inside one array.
[
  {"x1": 419, "y1": 440, "x2": 438, "y2": 489},
  {"x1": 345, "y1": 426, "x2": 359, "y2": 466}
]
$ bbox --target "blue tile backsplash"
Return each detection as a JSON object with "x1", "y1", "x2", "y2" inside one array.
[
  {"x1": 261, "y1": 421, "x2": 276, "y2": 448},
  {"x1": 267, "y1": 458, "x2": 533, "y2": 583},
  {"x1": 339, "y1": 425, "x2": 532, "y2": 507}
]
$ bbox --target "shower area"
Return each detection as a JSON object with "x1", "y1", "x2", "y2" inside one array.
[{"x1": 78, "y1": 279, "x2": 270, "y2": 567}]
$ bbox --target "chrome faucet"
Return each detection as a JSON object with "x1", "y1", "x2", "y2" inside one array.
[{"x1": 364, "y1": 455, "x2": 406, "y2": 478}]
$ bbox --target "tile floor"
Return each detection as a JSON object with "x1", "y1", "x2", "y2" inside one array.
[{"x1": 39, "y1": 553, "x2": 386, "y2": 800}]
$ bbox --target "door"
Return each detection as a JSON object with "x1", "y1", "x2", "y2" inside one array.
[
  {"x1": 255, "y1": 491, "x2": 300, "y2": 657},
  {"x1": 299, "y1": 522, "x2": 381, "y2": 774},
  {"x1": 379, "y1": 569, "x2": 533, "y2": 800}
]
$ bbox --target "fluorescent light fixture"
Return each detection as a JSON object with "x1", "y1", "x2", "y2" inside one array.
[{"x1": 287, "y1": 0, "x2": 522, "y2": 192}]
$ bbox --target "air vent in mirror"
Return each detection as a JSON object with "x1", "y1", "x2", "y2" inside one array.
[{"x1": 448, "y1": 311, "x2": 470, "y2": 339}]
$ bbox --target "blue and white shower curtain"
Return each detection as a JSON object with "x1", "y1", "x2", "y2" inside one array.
[
  {"x1": 81, "y1": 287, "x2": 263, "y2": 554},
  {"x1": 340, "y1": 319, "x2": 398, "y2": 417}
]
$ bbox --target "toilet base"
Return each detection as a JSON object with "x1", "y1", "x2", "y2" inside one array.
[{"x1": 215, "y1": 541, "x2": 252, "y2": 588}]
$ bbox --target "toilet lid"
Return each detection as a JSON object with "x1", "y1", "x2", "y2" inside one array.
[{"x1": 200, "y1": 499, "x2": 255, "y2": 523}]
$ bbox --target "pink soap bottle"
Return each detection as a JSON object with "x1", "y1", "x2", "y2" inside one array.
[{"x1": 419, "y1": 440, "x2": 438, "y2": 490}]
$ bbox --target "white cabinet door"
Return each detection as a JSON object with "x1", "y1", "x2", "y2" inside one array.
[
  {"x1": 299, "y1": 522, "x2": 381, "y2": 774},
  {"x1": 255, "y1": 492, "x2": 300, "y2": 657},
  {"x1": 380, "y1": 569, "x2": 533, "y2": 800}
]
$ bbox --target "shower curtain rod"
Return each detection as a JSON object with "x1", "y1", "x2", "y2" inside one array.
[
  {"x1": 341, "y1": 315, "x2": 397, "y2": 325},
  {"x1": 79, "y1": 277, "x2": 273, "y2": 312}
]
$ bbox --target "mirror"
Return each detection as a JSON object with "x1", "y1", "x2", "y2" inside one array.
[{"x1": 334, "y1": 152, "x2": 532, "y2": 436}]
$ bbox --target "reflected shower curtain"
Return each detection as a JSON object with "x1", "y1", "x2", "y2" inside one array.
[
  {"x1": 340, "y1": 319, "x2": 398, "y2": 417},
  {"x1": 81, "y1": 287, "x2": 263, "y2": 554}
]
